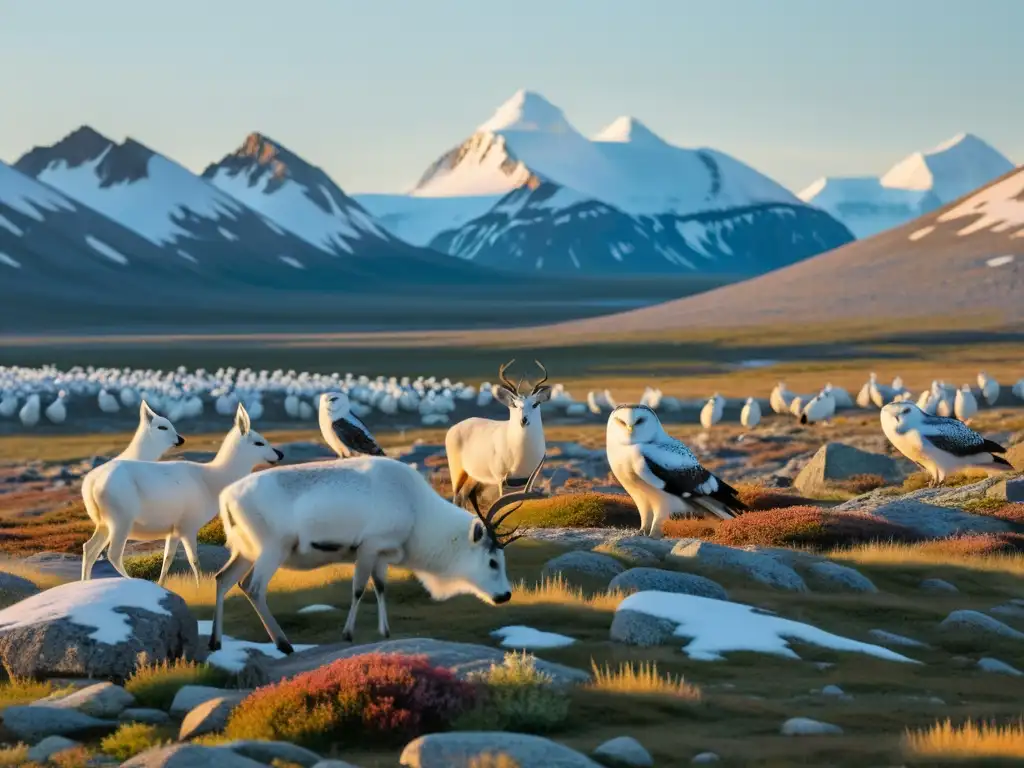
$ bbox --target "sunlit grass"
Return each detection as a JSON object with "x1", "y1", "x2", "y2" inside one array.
[
  {"x1": 904, "y1": 718, "x2": 1024, "y2": 760},
  {"x1": 831, "y1": 541, "x2": 1024, "y2": 575},
  {"x1": 0, "y1": 559, "x2": 69, "y2": 591},
  {"x1": 512, "y1": 575, "x2": 623, "y2": 611},
  {"x1": 0, "y1": 678, "x2": 72, "y2": 712},
  {"x1": 588, "y1": 661, "x2": 701, "y2": 700}
]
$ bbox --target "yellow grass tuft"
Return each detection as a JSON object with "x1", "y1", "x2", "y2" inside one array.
[
  {"x1": 512, "y1": 575, "x2": 623, "y2": 611},
  {"x1": 0, "y1": 677, "x2": 71, "y2": 712},
  {"x1": 831, "y1": 541, "x2": 1024, "y2": 576},
  {"x1": 588, "y1": 660, "x2": 701, "y2": 700},
  {"x1": 0, "y1": 559, "x2": 69, "y2": 591},
  {"x1": 469, "y1": 755, "x2": 521, "y2": 768},
  {"x1": 904, "y1": 717, "x2": 1024, "y2": 760}
]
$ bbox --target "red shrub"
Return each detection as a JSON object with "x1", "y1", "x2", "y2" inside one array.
[
  {"x1": 711, "y1": 506, "x2": 921, "y2": 550},
  {"x1": 225, "y1": 653, "x2": 475, "y2": 748},
  {"x1": 990, "y1": 504, "x2": 1024, "y2": 525},
  {"x1": 662, "y1": 518, "x2": 720, "y2": 540},
  {"x1": 735, "y1": 484, "x2": 816, "y2": 511}
]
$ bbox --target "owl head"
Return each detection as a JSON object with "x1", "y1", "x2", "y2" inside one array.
[{"x1": 607, "y1": 404, "x2": 661, "y2": 444}]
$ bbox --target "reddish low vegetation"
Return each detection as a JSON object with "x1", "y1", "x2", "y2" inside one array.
[
  {"x1": 664, "y1": 505, "x2": 921, "y2": 550},
  {"x1": 989, "y1": 503, "x2": 1024, "y2": 526},
  {"x1": 224, "y1": 653, "x2": 475, "y2": 748},
  {"x1": 913, "y1": 533, "x2": 1024, "y2": 557},
  {"x1": 734, "y1": 484, "x2": 816, "y2": 511},
  {"x1": 829, "y1": 474, "x2": 890, "y2": 495}
]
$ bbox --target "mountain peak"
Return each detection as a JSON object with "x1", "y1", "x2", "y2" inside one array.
[
  {"x1": 593, "y1": 116, "x2": 664, "y2": 145},
  {"x1": 478, "y1": 90, "x2": 575, "y2": 134},
  {"x1": 881, "y1": 132, "x2": 1013, "y2": 195},
  {"x1": 15, "y1": 125, "x2": 115, "y2": 176}
]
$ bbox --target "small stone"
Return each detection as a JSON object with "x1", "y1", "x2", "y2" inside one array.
[
  {"x1": 667, "y1": 540, "x2": 807, "y2": 592},
  {"x1": 27, "y1": 735, "x2": 81, "y2": 763},
  {"x1": 806, "y1": 562, "x2": 878, "y2": 593},
  {"x1": 977, "y1": 657, "x2": 1023, "y2": 676},
  {"x1": 609, "y1": 609, "x2": 679, "y2": 647},
  {"x1": 119, "y1": 708, "x2": 171, "y2": 725},
  {"x1": 820, "y1": 685, "x2": 845, "y2": 697},
  {"x1": 39, "y1": 681, "x2": 135, "y2": 718},
  {"x1": 169, "y1": 686, "x2": 249, "y2": 718},
  {"x1": 592, "y1": 736, "x2": 653, "y2": 767},
  {"x1": 920, "y1": 578, "x2": 958, "y2": 594},
  {"x1": 868, "y1": 629, "x2": 930, "y2": 648},
  {"x1": 692, "y1": 753, "x2": 720, "y2": 764},
  {"x1": 781, "y1": 717, "x2": 844, "y2": 736},
  {"x1": 225, "y1": 740, "x2": 323, "y2": 767},
  {"x1": 180, "y1": 696, "x2": 246, "y2": 740},
  {"x1": 541, "y1": 552, "x2": 626, "y2": 587},
  {"x1": 608, "y1": 568, "x2": 728, "y2": 601},
  {"x1": 939, "y1": 610, "x2": 1024, "y2": 641},
  {"x1": 121, "y1": 745, "x2": 265, "y2": 767}
]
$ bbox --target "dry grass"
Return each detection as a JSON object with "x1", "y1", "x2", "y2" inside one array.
[
  {"x1": 832, "y1": 540, "x2": 1024, "y2": 575},
  {"x1": 0, "y1": 678, "x2": 71, "y2": 712},
  {"x1": 0, "y1": 559, "x2": 66, "y2": 591},
  {"x1": 511, "y1": 575, "x2": 623, "y2": 611},
  {"x1": 734, "y1": 483, "x2": 817, "y2": 511},
  {"x1": 661, "y1": 518, "x2": 720, "y2": 539},
  {"x1": 904, "y1": 718, "x2": 1024, "y2": 761},
  {"x1": 588, "y1": 661, "x2": 701, "y2": 700}
]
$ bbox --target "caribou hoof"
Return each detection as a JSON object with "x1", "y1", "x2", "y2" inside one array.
[
  {"x1": 342, "y1": 630, "x2": 354, "y2": 642},
  {"x1": 275, "y1": 639, "x2": 294, "y2": 655},
  {"x1": 208, "y1": 638, "x2": 221, "y2": 652}
]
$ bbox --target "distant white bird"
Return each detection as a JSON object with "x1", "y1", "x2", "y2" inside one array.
[
  {"x1": 740, "y1": 397, "x2": 761, "y2": 428},
  {"x1": 1013, "y1": 378, "x2": 1024, "y2": 401},
  {"x1": 298, "y1": 400, "x2": 315, "y2": 420},
  {"x1": 917, "y1": 389, "x2": 939, "y2": 415},
  {"x1": 283, "y1": 389, "x2": 300, "y2": 419},
  {"x1": 0, "y1": 392, "x2": 19, "y2": 418},
  {"x1": 769, "y1": 382, "x2": 794, "y2": 414},
  {"x1": 977, "y1": 371, "x2": 1000, "y2": 406},
  {"x1": 98, "y1": 389, "x2": 120, "y2": 414},
  {"x1": 586, "y1": 391, "x2": 605, "y2": 415},
  {"x1": 934, "y1": 381, "x2": 955, "y2": 418},
  {"x1": 880, "y1": 402, "x2": 1012, "y2": 486},
  {"x1": 318, "y1": 391, "x2": 385, "y2": 458},
  {"x1": 607, "y1": 405, "x2": 746, "y2": 537},
  {"x1": 800, "y1": 390, "x2": 835, "y2": 425},
  {"x1": 954, "y1": 385, "x2": 978, "y2": 423},
  {"x1": 603, "y1": 389, "x2": 619, "y2": 410},
  {"x1": 789, "y1": 396, "x2": 806, "y2": 418},
  {"x1": 699, "y1": 396, "x2": 723, "y2": 429},
  {"x1": 19, "y1": 394, "x2": 40, "y2": 428},
  {"x1": 824, "y1": 384, "x2": 853, "y2": 409},
  {"x1": 45, "y1": 391, "x2": 67, "y2": 424}
]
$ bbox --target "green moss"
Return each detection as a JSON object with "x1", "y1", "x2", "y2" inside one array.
[{"x1": 502, "y1": 493, "x2": 637, "y2": 529}]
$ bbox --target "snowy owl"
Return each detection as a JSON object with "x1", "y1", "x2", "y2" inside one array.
[
  {"x1": 606, "y1": 405, "x2": 746, "y2": 537},
  {"x1": 318, "y1": 391, "x2": 385, "y2": 458},
  {"x1": 880, "y1": 402, "x2": 1011, "y2": 486}
]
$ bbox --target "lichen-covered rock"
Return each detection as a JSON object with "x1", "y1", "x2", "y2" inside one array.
[
  {"x1": 592, "y1": 735, "x2": 653, "y2": 767},
  {"x1": 667, "y1": 541, "x2": 807, "y2": 592},
  {"x1": 609, "y1": 568, "x2": 728, "y2": 601},
  {"x1": 805, "y1": 562, "x2": 878, "y2": 593},
  {"x1": 224, "y1": 740, "x2": 323, "y2": 767},
  {"x1": 40, "y1": 681, "x2": 135, "y2": 718},
  {"x1": 781, "y1": 717, "x2": 843, "y2": 735},
  {"x1": 595, "y1": 543, "x2": 661, "y2": 567},
  {"x1": 843, "y1": 498, "x2": 1010, "y2": 538},
  {"x1": 0, "y1": 579, "x2": 197, "y2": 681},
  {"x1": 179, "y1": 697, "x2": 246, "y2": 741},
  {"x1": 121, "y1": 745, "x2": 265, "y2": 768},
  {"x1": 609, "y1": 610, "x2": 679, "y2": 647},
  {"x1": 169, "y1": 686, "x2": 248, "y2": 718},
  {"x1": 867, "y1": 629, "x2": 930, "y2": 648},
  {"x1": 541, "y1": 551, "x2": 626, "y2": 587},
  {"x1": 614, "y1": 537, "x2": 677, "y2": 560},
  {"x1": 400, "y1": 731, "x2": 603, "y2": 767},
  {"x1": 0, "y1": 705, "x2": 118, "y2": 742}
]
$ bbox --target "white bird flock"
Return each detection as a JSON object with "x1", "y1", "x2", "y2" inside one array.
[{"x1": 0, "y1": 365, "x2": 1021, "y2": 432}]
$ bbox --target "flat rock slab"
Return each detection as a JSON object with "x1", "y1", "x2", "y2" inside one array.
[
  {"x1": 609, "y1": 568, "x2": 728, "y2": 601},
  {"x1": 38, "y1": 681, "x2": 135, "y2": 718},
  {"x1": 805, "y1": 562, "x2": 877, "y2": 593},
  {"x1": 835, "y1": 495, "x2": 1011, "y2": 539},
  {"x1": 939, "y1": 610, "x2": 1024, "y2": 641},
  {"x1": 242, "y1": 638, "x2": 590, "y2": 688},
  {"x1": 400, "y1": 731, "x2": 603, "y2": 767},
  {"x1": 18, "y1": 552, "x2": 118, "y2": 580},
  {"x1": 667, "y1": 540, "x2": 807, "y2": 592},
  {"x1": 1, "y1": 704, "x2": 119, "y2": 742},
  {"x1": 0, "y1": 579, "x2": 197, "y2": 680},
  {"x1": 794, "y1": 442, "x2": 904, "y2": 496},
  {"x1": 122, "y1": 745, "x2": 266, "y2": 768},
  {"x1": 781, "y1": 717, "x2": 844, "y2": 735}
]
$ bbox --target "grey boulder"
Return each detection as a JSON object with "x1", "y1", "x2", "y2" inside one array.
[
  {"x1": 805, "y1": 562, "x2": 877, "y2": 593},
  {"x1": 179, "y1": 696, "x2": 246, "y2": 740},
  {"x1": 667, "y1": 540, "x2": 807, "y2": 592},
  {"x1": 541, "y1": 551, "x2": 626, "y2": 587},
  {"x1": 610, "y1": 610, "x2": 679, "y2": 647},
  {"x1": 400, "y1": 731, "x2": 603, "y2": 767},
  {"x1": 794, "y1": 442, "x2": 904, "y2": 495},
  {"x1": 0, "y1": 704, "x2": 118, "y2": 742},
  {"x1": 170, "y1": 686, "x2": 249, "y2": 718},
  {"x1": 225, "y1": 740, "x2": 324, "y2": 767},
  {"x1": 592, "y1": 735, "x2": 653, "y2": 767},
  {"x1": 26, "y1": 735, "x2": 81, "y2": 763},
  {"x1": 939, "y1": 610, "x2": 1024, "y2": 641},
  {"x1": 0, "y1": 579, "x2": 197, "y2": 681},
  {"x1": 37, "y1": 681, "x2": 135, "y2": 718},
  {"x1": 609, "y1": 568, "x2": 728, "y2": 601},
  {"x1": 121, "y1": 745, "x2": 265, "y2": 768}
]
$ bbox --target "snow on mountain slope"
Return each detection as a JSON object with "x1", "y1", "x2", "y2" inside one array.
[
  {"x1": 355, "y1": 193, "x2": 502, "y2": 246},
  {"x1": 800, "y1": 133, "x2": 1014, "y2": 239},
  {"x1": 413, "y1": 91, "x2": 798, "y2": 217},
  {"x1": 202, "y1": 133, "x2": 394, "y2": 256},
  {"x1": 547, "y1": 166, "x2": 1024, "y2": 334},
  {"x1": 430, "y1": 181, "x2": 853, "y2": 275}
]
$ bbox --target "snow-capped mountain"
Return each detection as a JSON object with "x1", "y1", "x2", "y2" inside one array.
[
  {"x1": 799, "y1": 133, "x2": 1014, "y2": 239},
  {"x1": 368, "y1": 90, "x2": 854, "y2": 274},
  {"x1": 202, "y1": 133, "x2": 392, "y2": 256}
]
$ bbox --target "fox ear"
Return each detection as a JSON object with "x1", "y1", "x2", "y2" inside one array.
[
  {"x1": 235, "y1": 403, "x2": 251, "y2": 436},
  {"x1": 140, "y1": 401, "x2": 155, "y2": 423}
]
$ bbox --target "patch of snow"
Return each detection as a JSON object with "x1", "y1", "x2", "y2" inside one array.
[
  {"x1": 736, "y1": 359, "x2": 779, "y2": 369},
  {"x1": 908, "y1": 226, "x2": 934, "y2": 241},
  {"x1": 194, "y1": 620, "x2": 314, "y2": 673},
  {"x1": 491, "y1": 625, "x2": 576, "y2": 650},
  {"x1": 0, "y1": 213, "x2": 23, "y2": 236},
  {"x1": 617, "y1": 592, "x2": 916, "y2": 663},
  {"x1": 986, "y1": 255, "x2": 1014, "y2": 268},
  {"x1": 279, "y1": 256, "x2": 305, "y2": 269},
  {"x1": 177, "y1": 249, "x2": 198, "y2": 263},
  {"x1": 937, "y1": 168, "x2": 1024, "y2": 235},
  {"x1": 85, "y1": 235, "x2": 128, "y2": 265},
  {"x1": 217, "y1": 226, "x2": 239, "y2": 242},
  {"x1": 0, "y1": 161, "x2": 76, "y2": 220},
  {"x1": 296, "y1": 604, "x2": 337, "y2": 614},
  {"x1": 36, "y1": 150, "x2": 242, "y2": 245},
  {"x1": 0, "y1": 579, "x2": 171, "y2": 644},
  {"x1": 676, "y1": 221, "x2": 711, "y2": 256},
  {"x1": 0, "y1": 252, "x2": 22, "y2": 268},
  {"x1": 355, "y1": 193, "x2": 500, "y2": 245}
]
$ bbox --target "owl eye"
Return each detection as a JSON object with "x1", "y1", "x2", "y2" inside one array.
[{"x1": 635, "y1": 417, "x2": 645, "y2": 425}]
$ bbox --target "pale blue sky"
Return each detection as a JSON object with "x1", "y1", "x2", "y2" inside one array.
[{"x1": 2, "y1": 0, "x2": 1019, "y2": 194}]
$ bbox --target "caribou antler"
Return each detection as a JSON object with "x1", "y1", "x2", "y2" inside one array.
[
  {"x1": 476, "y1": 454, "x2": 546, "y2": 548},
  {"x1": 497, "y1": 359, "x2": 518, "y2": 394},
  {"x1": 530, "y1": 360, "x2": 549, "y2": 395}
]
